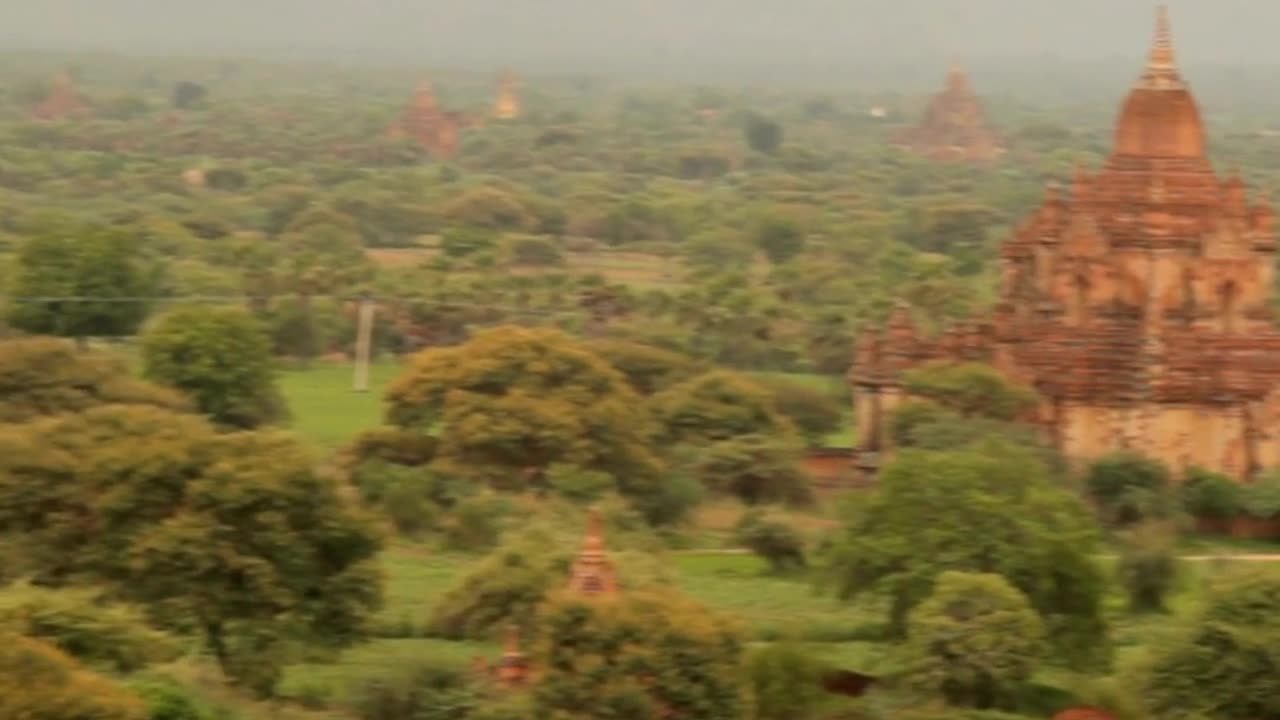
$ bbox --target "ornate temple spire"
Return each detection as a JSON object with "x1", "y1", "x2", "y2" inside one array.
[
  {"x1": 566, "y1": 507, "x2": 618, "y2": 597},
  {"x1": 1139, "y1": 5, "x2": 1183, "y2": 89}
]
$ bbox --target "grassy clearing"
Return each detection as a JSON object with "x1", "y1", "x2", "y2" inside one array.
[{"x1": 277, "y1": 359, "x2": 403, "y2": 449}]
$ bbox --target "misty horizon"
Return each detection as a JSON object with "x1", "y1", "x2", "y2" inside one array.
[{"x1": 6, "y1": 1, "x2": 1280, "y2": 75}]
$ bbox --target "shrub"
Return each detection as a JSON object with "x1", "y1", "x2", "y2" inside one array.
[
  {"x1": 757, "y1": 377, "x2": 845, "y2": 447},
  {"x1": 506, "y1": 235, "x2": 565, "y2": 266},
  {"x1": 346, "y1": 427, "x2": 439, "y2": 468},
  {"x1": 1239, "y1": 471, "x2": 1280, "y2": 520},
  {"x1": 901, "y1": 572, "x2": 1046, "y2": 710},
  {"x1": 745, "y1": 642, "x2": 830, "y2": 720},
  {"x1": 441, "y1": 226, "x2": 499, "y2": 258},
  {"x1": 1116, "y1": 523, "x2": 1180, "y2": 613},
  {"x1": 1180, "y1": 467, "x2": 1240, "y2": 521},
  {"x1": 128, "y1": 674, "x2": 232, "y2": 720},
  {"x1": 1085, "y1": 452, "x2": 1174, "y2": 527},
  {"x1": 0, "y1": 586, "x2": 179, "y2": 673},
  {"x1": 546, "y1": 464, "x2": 615, "y2": 503},
  {"x1": 734, "y1": 510, "x2": 807, "y2": 574},
  {"x1": 351, "y1": 661, "x2": 480, "y2": 720},
  {"x1": 441, "y1": 494, "x2": 515, "y2": 552}
]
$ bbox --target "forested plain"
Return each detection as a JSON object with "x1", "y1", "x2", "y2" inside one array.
[{"x1": 1, "y1": 51, "x2": 1279, "y2": 720}]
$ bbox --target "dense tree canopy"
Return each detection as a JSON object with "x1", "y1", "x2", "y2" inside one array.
[
  {"x1": 384, "y1": 326, "x2": 674, "y2": 519},
  {"x1": 141, "y1": 305, "x2": 286, "y2": 428},
  {"x1": 1138, "y1": 567, "x2": 1280, "y2": 720},
  {"x1": 821, "y1": 439, "x2": 1108, "y2": 668},
  {"x1": 532, "y1": 589, "x2": 745, "y2": 720},
  {"x1": 0, "y1": 634, "x2": 145, "y2": 720},
  {"x1": 0, "y1": 405, "x2": 383, "y2": 695}
]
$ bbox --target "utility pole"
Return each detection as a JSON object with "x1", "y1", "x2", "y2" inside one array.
[{"x1": 353, "y1": 293, "x2": 375, "y2": 393}]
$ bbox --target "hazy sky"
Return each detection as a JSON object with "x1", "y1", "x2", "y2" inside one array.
[{"x1": 3, "y1": 1, "x2": 1277, "y2": 71}]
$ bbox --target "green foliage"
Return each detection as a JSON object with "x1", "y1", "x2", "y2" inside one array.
[
  {"x1": 680, "y1": 434, "x2": 812, "y2": 504},
  {"x1": 141, "y1": 305, "x2": 286, "y2": 428},
  {"x1": 385, "y1": 326, "x2": 672, "y2": 522},
  {"x1": 128, "y1": 674, "x2": 230, "y2": 720},
  {"x1": 820, "y1": 439, "x2": 1108, "y2": 668},
  {"x1": 0, "y1": 407, "x2": 384, "y2": 696},
  {"x1": 0, "y1": 634, "x2": 146, "y2": 720},
  {"x1": 901, "y1": 572, "x2": 1046, "y2": 710},
  {"x1": 350, "y1": 661, "x2": 486, "y2": 720},
  {"x1": 756, "y1": 376, "x2": 845, "y2": 446},
  {"x1": 429, "y1": 519, "x2": 671, "y2": 640},
  {"x1": 440, "y1": 493, "x2": 515, "y2": 552},
  {"x1": 506, "y1": 235, "x2": 565, "y2": 266},
  {"x1": 441, "y1": 226, "x2": 500, "y2": 258},
  {"x1": 8, "y1": 219, "x2": 158, "y2": 340},
  {"x1": 1115, "y1": 523, "x2": 1180, "y2": 613},
  {"x1": 745, "y1": 641, "x2": 830, "y2": 720},
  {"x1": 0, "y1": 338, "x2": 187, "y2": 423},
  {"x1": 733, "y1": 510, "x2": 807, "y2": 574},
  {"x1": 533, "y1": 589, "x2": 745, "y2": 720},
  {"x1": 0, "y1": 585, "x2": 179, "y2": 673},
  {"x1": 1085, "y1": 452, "x2": 1175, "y2": 527},
  {"x1": 901, "y1": 362, "x2": 1037, "y2": 421},
  {"x1": 1138, "y1": 566, "x2": 1280, "y2": 720},
  {"x1": 745, "y1": 114, "x2": 784, "y2": 154},
  {"x1": 1239, "y1": 470, "x2": 1280, "y2": 519},
  {"x1": 651, "y1": 370, "x2": 797, "y2": 445},
  {"x1": 582, "y1": 338, "x2": 699, "y2": 395},
  {"x1": 171, "y1": 81, "x2": 208, "y2": 109},
  {"x1": 753, "y1": 215, "x2": 805, "y2": 264},
  {"x1": 1179, "y1": 466, "x2": 1241, "y2": 521}
]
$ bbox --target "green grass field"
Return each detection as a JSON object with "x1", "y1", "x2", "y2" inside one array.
[{"x1": 276, "y1": 360, "x2": 404, "y2": 449}]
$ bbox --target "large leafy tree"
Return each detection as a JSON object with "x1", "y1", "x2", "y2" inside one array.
[
  {"x1": 141, "y1": 305, "x2": 287, "y2": 428},
  {"x1": 7, "y1": 219, "x2": 159, "y2": 343},
  {"x1": 820, "y1": 439, "x2": 1108, "y2": 668},
  {"x1": 0, "y1": 406, "x2": 383, "y2": 695},
  {"x1": 532, "y1": 589, "x2": 745, "y2": 720},
  {"x1": 1138, "y1": 567, "x2": 1280, "y2": 720},
  {"x1": 384, "y1": 326, "x2": 672, "y2": 520},
  {"x1": 901, "y1": 572, "x2": 1046, "y2": 710}
]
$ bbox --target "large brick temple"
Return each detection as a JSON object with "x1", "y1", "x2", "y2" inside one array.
[
  {"x1": 892, "y1": 62, "x2": 1005, "y2": 163},
  {"x1": 853, "y1": 7, "x2": 1280, "y2": 481}
]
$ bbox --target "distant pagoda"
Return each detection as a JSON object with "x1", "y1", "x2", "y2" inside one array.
[
  {"x1": 892, "y1": 63, "x2": 1004, "y2": 163},
  {"x1": 32, "y1": 72, "x2": 90, "y2": 122},
  {"x1": 388, "y1": 80, "x2": 477, "y2": 159},
  {"x1": 494, "y1": 70, "x2": 521, "y2": 120}
]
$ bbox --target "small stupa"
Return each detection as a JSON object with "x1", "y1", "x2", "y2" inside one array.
[{"x1": 566, "y1": 508, "x2": 619, "y2": 597}]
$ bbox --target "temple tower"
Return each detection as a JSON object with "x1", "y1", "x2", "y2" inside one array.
[
  {"x1": 854, "y1": 6, "x2": 1280, "y2": 482},
  {"x1": 566, "y1": 508, "x2": 618, "y2": 597},
  {"x1": 32, "y1": 72, "x2": 89, "y2": 121},
  {"x1": 494, "y1": 70, "x2": 521, "y2": 120},
  {"x1": 892, "y1": 61, "x2": 1005, "y2": 163}
]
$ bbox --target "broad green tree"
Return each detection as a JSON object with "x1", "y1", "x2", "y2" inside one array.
[
  {"x1": 1139, "y1": 567, "x2": 1280, "y2": 720},
  {"x1": 901, "y1": 362, "x2": 1037, "y2": 421},
  {"x1": 820, "y1": 439, "x2": 1108, "y2": 668},
  {"x1": 7, "y1": 220, "x2": 158, "y2": 343},
  {"x1": 384, "y1": 326, "x2": 675, "y2": 521},
  {"x1": 901, "y1": 572, "x2": 1046, "y2": 710},
  {"x1": 141, "y1": 305, "x2": 286, "y2": 428},
  {"x1": 0, "y1": 406, "x2": 383, "y2": 695},
  {"x1": 532, "y1": 589, "x2": 744, "y2": 720}
]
